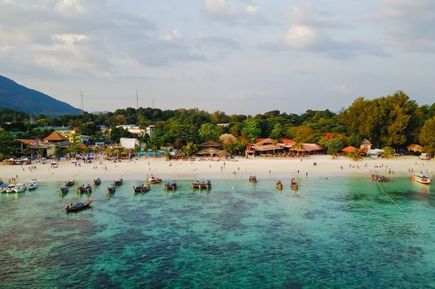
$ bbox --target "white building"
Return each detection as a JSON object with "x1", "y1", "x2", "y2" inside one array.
[
  {"x1": 116, "y1": 125, "x2": 145, "y2": 136},
  {"x1": 120, "y1": 138, "x2": 139, "y2": 149},
  {"x1": 146, "y1": 125, "x2": 156, "y2": 136}
]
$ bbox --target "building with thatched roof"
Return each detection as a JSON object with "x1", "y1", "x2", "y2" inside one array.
[
  {"x1": 255, "y1": 138, "x2": 276, "y2": 145},
  {"x1": 43, "y1": 131, "x2": 67, "y2": 143},
  {"x1": 219, "y1": 133, "x2": 237, "y2": 144},
  {"x1": 407, "y1": 144, "x2": 423, "y2": 153},
  {"x1": 200, "y1": 141, "x2": 222, "y2": 148},
  {"x1": 277, "y1": 137, "x2": 296, "y2": 149},
  {"x1": 290, "y1": 143, "x2": 323, "y2": 154},
  {"x1": 246, "y1": 138, "x2": 283, "y2": 156},
  {"x1": 197, "y1": 147, "x2": 229, "y2": 158},
  {"x1": 360, "y1": 139, "x2": 372, "y2": 150}
]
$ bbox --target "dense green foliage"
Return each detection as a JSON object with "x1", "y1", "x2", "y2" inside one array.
[
  {"x1": 0, "y1": 91, "x2": 433, "y2": 159},
  {"x1": 419, "y1": 116, "x2": 435, "y2": 153}
]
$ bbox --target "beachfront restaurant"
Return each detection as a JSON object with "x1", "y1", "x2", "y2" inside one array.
[
  {"x1": 289, "y1": 143, "x2": 323, "y2": 155},
  {"x1": 197, "y1": 147, "x2": 230, "y2": 158},
  {"x1": 246, "y1": 138, "x2": 284, "y2": 156}
]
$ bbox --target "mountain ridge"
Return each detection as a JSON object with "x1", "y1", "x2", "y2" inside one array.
[{"x1": 0, "y1": 75, "x2": 81, "y2": 115}]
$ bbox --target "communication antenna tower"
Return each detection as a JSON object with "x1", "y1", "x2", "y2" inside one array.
[
  {"x1": 80, "y1": 90, "x2": 84, "y2": 111},
  {"x1": 136, "y1": 88, "x2": 139, "y2": 109}
]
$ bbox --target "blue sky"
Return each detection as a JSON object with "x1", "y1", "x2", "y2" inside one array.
[{"x1": 0, "y1": 0, "x2": 434, "y2": 114}]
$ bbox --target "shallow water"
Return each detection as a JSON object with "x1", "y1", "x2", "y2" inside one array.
[{"x1": 0, "y1": 177, "x2": 434, "y2": 289}]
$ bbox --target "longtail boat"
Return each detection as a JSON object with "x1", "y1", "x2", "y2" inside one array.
[{"x1": 65, "y1": 199, "x2": 92, "y2": 213}]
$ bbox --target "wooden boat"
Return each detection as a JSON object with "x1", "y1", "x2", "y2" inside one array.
[
  {"x1": 147, "y1": 176, "x2": 162, "y2": 185},
  {"x1": 371, "y1": 174, "x2": 390, "y2": 182},
  {"x1": 77, "y1": 184, "x2": 92, "y2": 194},
  {"x1": 65, "y1": 199, "x2": 92, "y2": 213},
  {"x1": 291, "y1": 178, "x2": 298, "y2": 191},
  {"x1": 249, "y1": 176, "x2": 257, "y2": 184},
  {"x1": 275, "y1": 180, "x2": 283, "y2": 190},
  {"x1": 107, "y1": 185, "x2": 116, "y2": 195},
  {"x1": 113, "y1": 179, "x2": 123, "y2": 186},
  {"x1": 28, "y1": 179, "x2": 39, "y2": 191},
  {"x1": 65, "y1": 179, "x2": 74, "y2": 187},
  {"x1": 59, "y1": 186, "x2": 69, "y2": 195},
  {"x1": 192, "y1": 180, "x2": 211, "y2": 190},
  {"x1": 165, "y1": 182, "x2": 177, "y2": 191},
  {"x1": 93, "y1": 178, "x2": 101, "y2": 186},
  {"x1": 412, "y1": 174, "x2": 430, "y2": 185},
  {"x1": 133, "y1": 183, "x2": 150, "y2": 193}
]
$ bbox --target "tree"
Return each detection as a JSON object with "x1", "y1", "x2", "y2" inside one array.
[
  {"x1": 147, "y1": 129, "x2": 166, "y2": 151},
  {"x1": 228, "y1": 123, "x2": 241, "y2": 137},
  {"x1": 320, "y1": 139, "x2": 344, "y2": 155},
  {"x1": 223, "y1": 139, "x2": 247, "y2": 156},
  {"x1": 199, "y1": 123, "x2": 223, "y2": 141},
  {"x1": 287, "y1": 126, "x2": 317, "y2": 143},
  {"x1": 0, "y1": 131, "x2": 19, "y2": 160},
  {"x1": 269, "y1": 123, "x2": 284, "y2": 139},
  {"x1": 80, "y1": 122, "x2": 98, "y2": 136},
  {"x1": 182, "y1": 142, "x2": 199, "y2": 157},
  {"x1": 419, "y1": 116, "x2": 435, "y2": 153},
  {"x1": 166, "y1": 123, "x2": 198, "y2": 145},
  {"x1": 382, "y1": 146, "x2": 395, "y2": 158},
  {"x1": 241, "y1": 118, "x2": 261, "y2": 142},
  {"x1": 110, "y1": 127, "x2": 133, "y2": 143},
  {"x1": 343, "y1": 91, "x2": 419, "y2": 147}
]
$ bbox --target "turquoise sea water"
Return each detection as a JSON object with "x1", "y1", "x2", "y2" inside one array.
[{"x1": 0, "y1": 177, "x2": 434, "y2": 289}]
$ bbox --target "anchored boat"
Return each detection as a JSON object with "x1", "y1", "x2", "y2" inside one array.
[
  {"x1": 275, "y1": 180, "x2": 283, "y2": 190},
  {"x1": 28, "y1": 179, "x2": 39, "y2": 191},
  {"x1": 412, "y1": 174, "x2": 430, "y2": 185},
  {"x1": 133, "y1": 183, "x2": 150, "y2": 193},
  {"x1": 65, "y1": 199, "x2": 92, "y2": 213}
]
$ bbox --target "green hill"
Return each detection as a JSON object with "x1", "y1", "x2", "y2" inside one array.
[{"x1": 0, "y1": 75, "x2": 81, "y2": 115}]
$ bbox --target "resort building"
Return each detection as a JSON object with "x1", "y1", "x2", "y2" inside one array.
[
  {"x1": 146, "y1": 125, "x2": 156, "y2": 136},
  {"x1": 246, "y1": 138, "x2": 283, "y2": 156},
  {"x1": 120, "y1": 138, "x2": 139, "y2": 149},
  {"x1": 116, "y1": 125, "x2": 145, "y2": 137}
]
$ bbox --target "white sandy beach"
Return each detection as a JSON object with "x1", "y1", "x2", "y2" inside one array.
[{"x1": 1, "y1": 155, "x2": 434, "y2": 184}]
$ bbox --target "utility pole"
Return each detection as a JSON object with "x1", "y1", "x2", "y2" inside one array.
[
  {"x1": 152, "y1": 97, "x2": 154, "y2": 109},
  {"x1": 80, "y1": 90, "x2": 84, "y2": 112},
  {"x1": 136, "y1": 88, "x2": 139, "y2": 109}
]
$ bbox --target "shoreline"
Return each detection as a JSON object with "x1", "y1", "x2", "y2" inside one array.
[{"x1": 1, "y1": 155, "x2": 433, "y2": 184}]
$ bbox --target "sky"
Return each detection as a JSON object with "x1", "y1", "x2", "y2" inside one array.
[{"x1": 0, "y1": 0, "x2": 434, "y2": 114}]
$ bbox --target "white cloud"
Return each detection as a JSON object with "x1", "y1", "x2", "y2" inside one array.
[
  {"x1": 204, "y1": 0, "x2": 232, "y2": 16},
  {"x1": 285, "y1": 25, "x2": 317, "y2": 49},
  {"x1": 381, "y1": 0, "x2": 435, "y2": 52},
  {"x1": 335, "y1": 84, "x2": 349, "y2": 95},
  {"x1": 53, "y1": 33, "x2": 89, "y2": 45},
  {"x1": 277, "y1": 4, "x2": 388, "y2": 58},
  {"x1": 55, "y1": 0, "x2": 85, "y2": 15},
  {"x1": 245, "y1": 5, "x2": 258, "y2": 14},
  {"x1": 203, "y1": 0, "x2": 267, "y2": 25},
  {"x1": 0, "y1": 1, "x2": 203, "y2": 75},
  {"x1": 165, "y1": 29, "x2": 183, "y2": 41}
]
